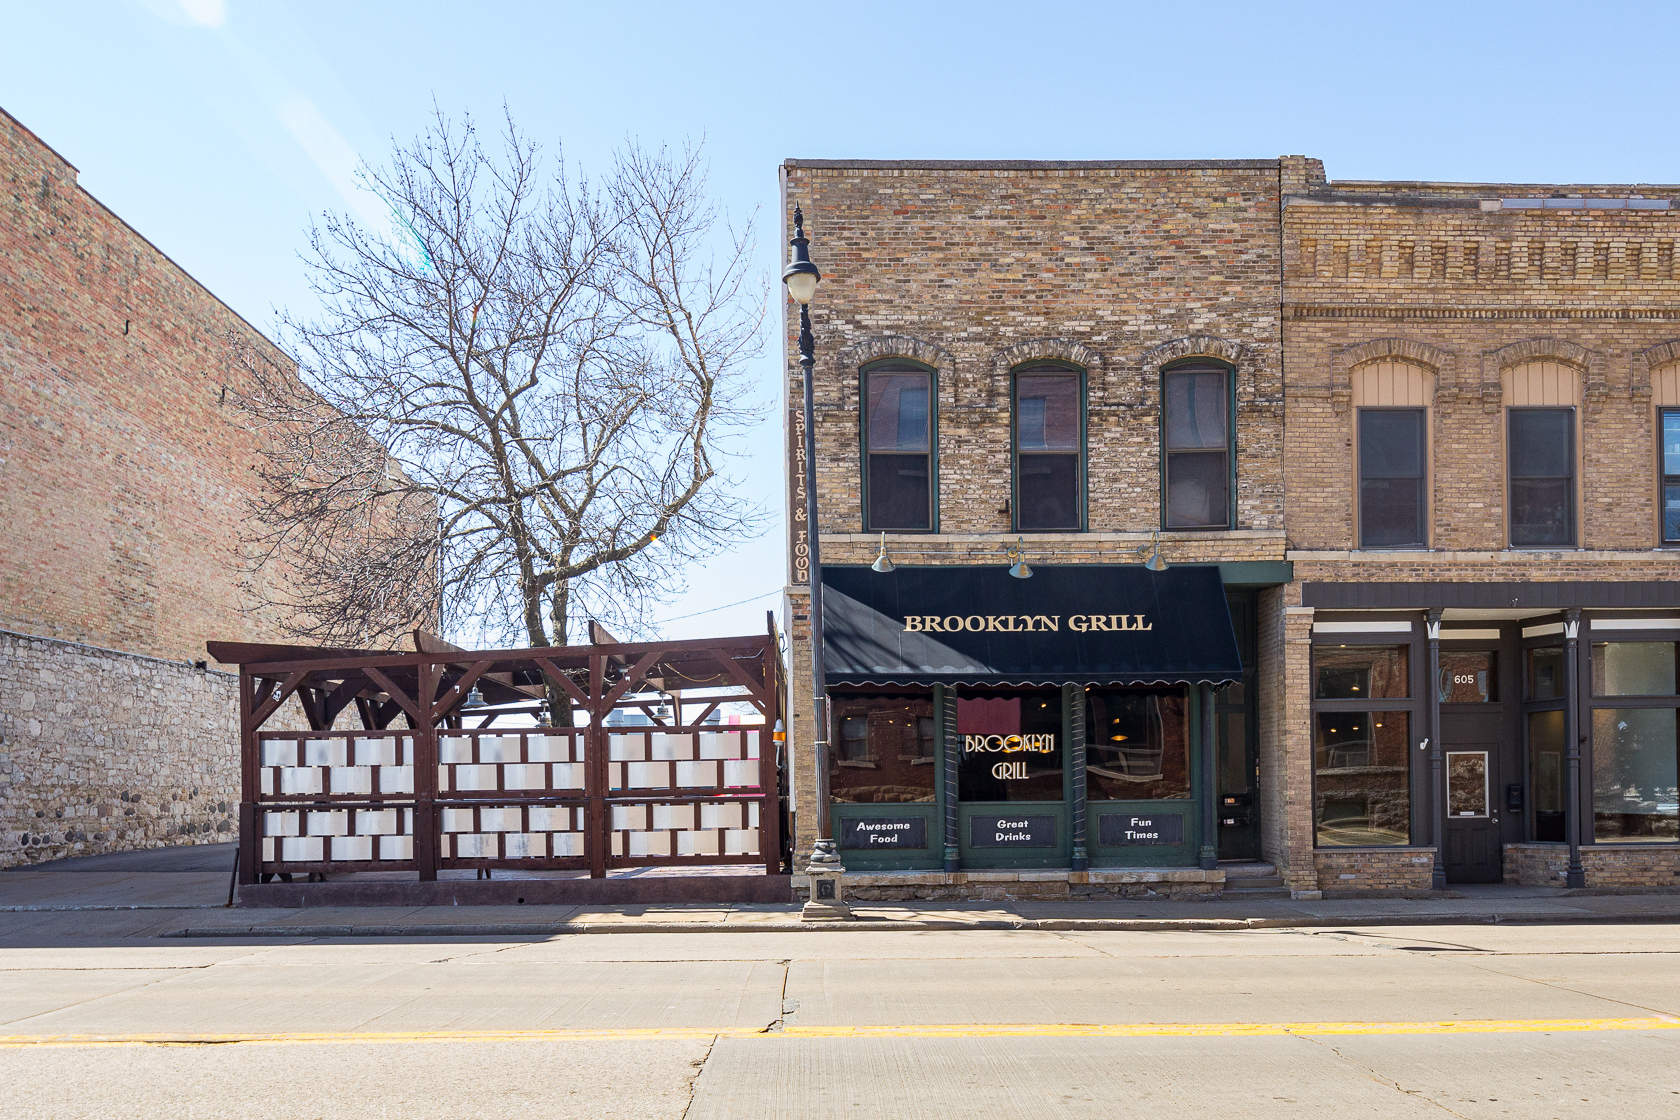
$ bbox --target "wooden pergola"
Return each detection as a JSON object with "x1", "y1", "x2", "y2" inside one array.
[{"x1": 210, "y1": 617, "x2": 788, "y2": 896}]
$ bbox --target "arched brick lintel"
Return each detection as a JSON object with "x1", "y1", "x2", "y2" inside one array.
[
  {"x1": 1327, "y1": 337, "x2": 1456, "y2": 413},
  {"x1": 1635, "y1": 340, "x2": 1680, "y2": 402},
  {"x1": 1485, "y1": 337, "x2": 1593, "y2": 372},
  {"x1": 1143, "y1": 334, "x2": 1248, "y2": 371},
  {"x1": 828, "y1": 335, "x2": 954, "y2": 409},
  {"x1": 986, "y1": 338, "x2": 1105, "y2": 405},
  {"x1": 1482, "y1": 338, "x2": 1604, "y2": 413}
]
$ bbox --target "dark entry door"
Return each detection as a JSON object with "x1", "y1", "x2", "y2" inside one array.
[{"x1": 1444, "y1": 747, "x2": 1501, "y2": 883}]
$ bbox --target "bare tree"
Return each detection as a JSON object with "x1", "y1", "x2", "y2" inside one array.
[{"x1": 232, "y1": 108, "x2": 766, "y2": 658}]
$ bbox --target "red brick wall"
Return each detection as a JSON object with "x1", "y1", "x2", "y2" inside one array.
[{"x1": 1, "y1": 109, "x2": 318, "y2": 662}]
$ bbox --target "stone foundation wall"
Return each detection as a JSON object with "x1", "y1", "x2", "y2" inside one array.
[
  {"x1": 1313, "y1": 847, "x2": 1437, "y2": 892},
  {"x1": 799, "y1": 868, "x2": 1223, "y2": 902},
  {"x1": 1504, "y1": 842, "x2": 1680, "y2": 888},
  {"x1": 0, "y1": 629, "x2": 240, "y2": 867}
]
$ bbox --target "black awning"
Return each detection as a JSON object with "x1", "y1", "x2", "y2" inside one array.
[{"x1": 821, "y1": 564, "x2": 1242, "y2": 687}]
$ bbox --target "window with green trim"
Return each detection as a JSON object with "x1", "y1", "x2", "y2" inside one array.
[
  {"x1": 1013, "y1": 366, "x2": 1082, "y2": 531},
  {"x1": 862, "y1": 363, "x2": 934, "y2": 531},
  {"x1": 1162, "y1": 363, "x2": 1232, "y2": 529}
]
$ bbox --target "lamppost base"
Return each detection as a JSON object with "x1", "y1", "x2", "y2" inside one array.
[
  {"x1": 1565, "y1": 869, "x2": 1587, "y2": 889},
  {"x1": 801, "y1": 837, "x2": 852, "y2": 920}
]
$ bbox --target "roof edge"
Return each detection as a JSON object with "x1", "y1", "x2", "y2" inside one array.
[{"x1": 783, "y1": 158, "x2": 1282, "y2": 171}]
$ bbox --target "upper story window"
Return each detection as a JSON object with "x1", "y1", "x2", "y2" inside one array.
[
  {"x1": 862, "y1": 362, "x2": 934, "y2": 531},
  {"x1": 1504, "y1": 361, "x2": 1581, "y2": 548},
  {"x1": 1352, "y1": 360, "x2": 1434, "y2": 549},
  {"x1": 1013, "y1": 366, "x2": 1083, "y2": 531},
  {"x1": 1161, "y1": 363, "x2": 1232, "y2": 529},
  {"x1": 1663, "y1": 409, "x2": 1680, "y2": 544},
  {"x1": 1509, "y1": 409, "x2": 1575, "y2": 546}
]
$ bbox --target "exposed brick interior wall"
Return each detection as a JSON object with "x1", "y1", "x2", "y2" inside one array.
[{"x1": 1, "y1": 108, "x2": 316, "y2": 664}]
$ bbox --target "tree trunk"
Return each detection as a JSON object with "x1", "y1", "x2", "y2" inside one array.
[{"x1": 544, "y1": 581, "x2": 576, "y2": 727}]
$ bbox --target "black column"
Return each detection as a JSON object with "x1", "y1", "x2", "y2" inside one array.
[
  {"x1": 1427, "y1": 608, "x2": 1446, "y2": 891},
  {"x1": 1564, "y1": 609, "x2": 1586, "y2": 888},
  {"x1": 941, "y1": 684, "x2": 959, "y2": 873},
  {"x1": 1069, "y1": 683, "x2": 1088, "y2": 871},
  {"x1": 1199, "y1": 684, "x2": 1218, "y2": 871}
]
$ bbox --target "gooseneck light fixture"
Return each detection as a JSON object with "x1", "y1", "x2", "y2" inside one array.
[
  {"x1": 870, "y1": 532, "x2": 895, "y2": 574},
  {"x1": 1138, "y1": 530, "x2": 1169, "y2": 573},
  {"x1": 783, "y1": 205, "x2": 846, "y2": 912},
  {"x1": 1004, "y1": 537, "x2": 1034, "y2": 579}
]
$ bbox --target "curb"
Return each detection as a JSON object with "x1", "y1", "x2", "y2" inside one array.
[{"x1": 160, "y1": 909, "x2": 1680, "y2": 938}]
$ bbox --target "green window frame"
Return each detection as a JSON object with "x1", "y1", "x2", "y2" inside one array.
[
  {"x1": 1160, "y1": 360, "x2": 1235, "y2": 530},
  {"x1": 1011, "y1": 364, "x2": 1086, "y2": 532}
]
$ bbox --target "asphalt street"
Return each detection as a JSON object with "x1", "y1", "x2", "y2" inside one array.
[{"x1": 1, "y1": 921, "x2": 1677, "y2": 1118}]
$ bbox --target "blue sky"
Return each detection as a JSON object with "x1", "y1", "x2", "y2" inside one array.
[{"x1": 5, "y1": 0, "x2": 1678, "y2": 641}]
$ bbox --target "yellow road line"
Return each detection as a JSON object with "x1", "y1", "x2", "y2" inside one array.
[{"x1": 1, "y1": 1017, "x2": 1677, "y2": 1047}]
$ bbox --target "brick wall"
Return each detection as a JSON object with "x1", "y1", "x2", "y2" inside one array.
[
  {"x1": 1283, "y1": 182, "x2": 1680, "y2": 570},
  {"x1": 0, "y1": 108, "x2": 320, "y2": 663},
  {"x1": 781, "y1": 159, "x2": 1293, "y2": 861},
  {"x1": 0, "y1": 629, "x2": 240, "y2": 867},
  {"x1": 1504, "y1": 842, "x2": 1680, "y2": 889},
  {"x1": 1313, "y1": 847, "x2": 1437, "y2": 893}
]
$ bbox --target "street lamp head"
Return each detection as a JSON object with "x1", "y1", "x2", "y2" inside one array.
[{"x1": 782, "y1": 205, "x2": 821, "y2": 306}]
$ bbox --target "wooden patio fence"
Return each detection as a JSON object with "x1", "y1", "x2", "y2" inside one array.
[{"x1": 208, "y1": 617, "x2": 788, "y2": 887}]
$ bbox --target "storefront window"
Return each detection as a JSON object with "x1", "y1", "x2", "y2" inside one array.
[
  {"x1": 828, "y1": 693, "x2": 936, "y2": 804},
  {"x1": 1527, "y1": 646, "x2": 1564, "y2": 700},
  {"x1": 956, "y1": 689, "x2": 1064, "y2": 802},
  {"x1": 1591, "y1": 642, "x2": 1679, "y2": 697},
  {"x1": 1314, "y1": 645, "x2": 1409, "y2": 700},
  {"x1": 1085, "y1": 688, "x2": 1190, "y2": 800},
  {"x1": 1529, "y1": 709, "x2": 1566, "y2": 842},
  {"x1": 1313, "y1": 711, "x2": 1411, "y2": 846},
  {"x1": 1591, "y1": 708, "x2": 1680, "y2": 842},
  {"x1": 1438, "y1": 650, "x2": 1497, "y2": 703}
]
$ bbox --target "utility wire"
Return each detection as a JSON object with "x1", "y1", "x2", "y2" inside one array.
[{"x1": 654, "y1": 589, "x2": 778, "y2": 625}]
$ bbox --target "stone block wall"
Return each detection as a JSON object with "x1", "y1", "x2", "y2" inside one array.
[
  {"x1": 1504, "y1": 842, "x2": 1680, "y2": 888},
  {"x1": 1313, "y1": 847, "x2": 1437, "y2": 893},
  {"x1": 0, "y1": 629, "x2": 239, "y2": 868}
]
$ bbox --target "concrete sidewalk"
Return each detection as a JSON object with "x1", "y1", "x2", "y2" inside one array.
[{"x1": 4, "y1": 844, "x2": 1680, "y2": 937}]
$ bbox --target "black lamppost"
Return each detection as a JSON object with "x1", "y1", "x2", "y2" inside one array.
[{"x1": 783, "y1": 206, "x2": 846, "y2": 912}]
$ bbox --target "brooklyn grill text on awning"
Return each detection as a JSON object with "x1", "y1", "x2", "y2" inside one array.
[{"x1": 820, "y1": 564, "x2": 1243, "y2": 687}]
